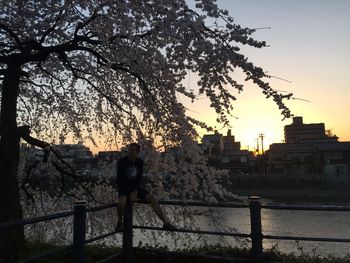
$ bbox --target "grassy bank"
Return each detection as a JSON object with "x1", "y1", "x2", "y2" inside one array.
[
  {"x1": 16, "y1": 242, "x2": 350, "y2": 263},
  {"x1": 16, "y1": 241, "x2": 121, "y2": 263}
]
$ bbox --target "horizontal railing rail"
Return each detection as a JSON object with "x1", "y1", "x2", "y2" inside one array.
[
  {"x1": 155, "y1": 200, "x2": 249, "y2": 208},
  {"x1": 264, "y1": 234, "x2": 350, "y2": 243},
  {"x1": 1, "y1": 197, "x2": 349, "y2": 263},
  {"x1": 262, "y1": 203, "x2": 350, "y2": 211},
  {"x1": 16, "y1": 245, "x2": 73, "y2": 263},
  {"x1": 85, "y1": 202, "x2": 117, "y2": 212},
  {"x1": 0, "y1": 210, "x2": 74, "y2": 229},
  {"x1": 133, "y1": 224, "x2": 251, "y2": 238}
]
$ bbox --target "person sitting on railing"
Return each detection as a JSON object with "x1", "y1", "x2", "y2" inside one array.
[{"x1": 115, "y1": 142, "x2": 178, "y2": 232}]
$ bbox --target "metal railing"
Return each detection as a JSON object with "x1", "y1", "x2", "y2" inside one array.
[
  {"x1": 1, "y1": 196, "x2": 350, "y2": 263},
  {"x1": 0, "y1": 201, "x2": 123, "y2": 263}
]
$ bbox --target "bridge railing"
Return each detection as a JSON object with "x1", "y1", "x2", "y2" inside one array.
[{"x1": 1, "y1": 196, "x2": 350, "y2": 263}]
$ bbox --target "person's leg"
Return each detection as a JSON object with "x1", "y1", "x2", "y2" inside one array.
[
  {"x1": 138, "y1": 188, "x2": 178, "y2": 230},
  {"x1": 143, "y1": 193, "x2": 168, "y2": 224},
  {"x1": 117, "y1": 195, "x2": 127, "y2": 221},
  {"x1": 128, "y1": 191, "x2": 138, "y2": 205},
  {"x1": 116, "y1": 195, "x2": 127, "y2": 231}
]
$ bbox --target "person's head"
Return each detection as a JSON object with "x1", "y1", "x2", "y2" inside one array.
[{"x1": 128, "y1": 143, "x2": 140, "y2": 160}]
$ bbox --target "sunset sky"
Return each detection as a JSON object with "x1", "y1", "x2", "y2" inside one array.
[
  {"x1": 182, "y1": 0, "x2": 350, "y2": 151},
  {"x1": 87, "y1": 1, "x2": 349, "y2": 153}
]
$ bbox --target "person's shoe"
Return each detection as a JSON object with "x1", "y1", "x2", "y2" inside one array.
[
  {"x1": 115, "y1": 221, "x2": 123, "y2": 232},
  {"x1": 162, "y1": 222, "x2": 178, "y2": 231}
]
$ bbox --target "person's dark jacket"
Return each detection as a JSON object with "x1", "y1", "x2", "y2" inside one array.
[{"x1": 116, "y1": 156, "x2": 143, "y2": 192}]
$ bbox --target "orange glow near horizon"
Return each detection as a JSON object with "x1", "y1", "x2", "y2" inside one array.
[
  {"x1": 184, "y1": 0, "x2": 350, "y2": 151},
  {"x1": 183, "y1": 73, "x2": 350, "y2": 153},
  {"x1": 84, "y1": 68, "x2": 350, "y2": 155}
]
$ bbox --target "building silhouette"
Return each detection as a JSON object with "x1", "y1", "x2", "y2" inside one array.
[
  {"x1": 201, "y1": 129, "x2": 254, "y2": 173},
  {"x1": 267, "y1": 117, "x2": 350, "y2": 176},
  {"x1": 284, "y1": 116, "x2": 338, "y2": 143}
]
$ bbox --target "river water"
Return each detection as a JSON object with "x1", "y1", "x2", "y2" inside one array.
[
  {"x1": 28, "y1": 198, "x2": 350, "y2": 258},
  {"x1": 126, "y1": 198, "x2": 350, "y2": 258}
]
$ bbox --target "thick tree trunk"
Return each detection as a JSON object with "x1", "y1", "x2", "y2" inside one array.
[{"x1": 0, "y1": 63, "x2": 24, "y2": 262}]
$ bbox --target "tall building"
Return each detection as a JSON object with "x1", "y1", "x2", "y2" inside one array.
[
  {"x1": 221, "y1": 129, "x2": 254, "y2": 173},
  {"x1": 200, "y1": 129, "x2": 255, "y2": 172},
  {"x1": 53, "y1": 142, "x2": 93, "y2": 171},
  {"x1": 222, "y1": 129, "x2": 241, "y2": 151},
  {"x1": 267, "y1": 117, "x2": 350, "y2": 176},
  {"x1": 201, "y1": 130, "x2": 223, "y2": 168},
  {"x1": 284, "y1": 116, "x2": 338, "y2": 143},
  {"x1": 22, "y1": 142, "x2": 96, "y2": 176}
]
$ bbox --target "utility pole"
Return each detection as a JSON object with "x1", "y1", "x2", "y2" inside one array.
[
  {"x1": 258, "y1": 133, "x2": 265, "y2": 155},
  {"x1": 256, "y1": 138, "x2": 260, "y2": 156},
  {"x1": 258, "y1": 133, "x2": 267, "y2": 175}
]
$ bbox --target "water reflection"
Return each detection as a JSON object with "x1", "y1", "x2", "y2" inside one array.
[{"x1": 132, "y1": 203, "x2": 350, "y2": 257}]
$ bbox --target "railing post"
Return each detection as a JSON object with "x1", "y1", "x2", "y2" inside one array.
[
  {"x1": 249, "y1": 196, "x2": 263, "y2": 263},
  {"x1": 123, "y1": 201, "x2": 134, "y2": 263},
  {"x1": 73, "y1": 200, "x2": 87, "y2": 263}
]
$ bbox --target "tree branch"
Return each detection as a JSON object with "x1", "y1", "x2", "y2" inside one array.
[
  {"x1": 73, "y1": 10, "x2": 101, "y2": 38},
  {"x1": 40, "y1": 9, "x2": 65, "y2": 44},
  {"x1": 18, "y1": 125, "x2": 50, "y2": 149},
  {"x1": 0, "y1": 22, "x2": 22, "y2": 49},
  {"x1": 38, "y1": 61, "x2": 66, "y2": 89},
  {"x1": 110, "y1": 63, "x2": 174, "y2": 122},
  {"x1": 18, "y1": 125, "x2": 98, "y2": 202}
]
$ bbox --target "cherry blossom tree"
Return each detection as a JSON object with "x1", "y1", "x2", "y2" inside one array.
[{"x1": 0, "y1": 0, "x2": 292, "y2": 259}]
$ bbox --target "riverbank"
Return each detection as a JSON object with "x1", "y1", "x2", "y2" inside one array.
[
  {"x1": 225, "y1": 173, "x2": 350, "y2": 203},
  {"x1": 231, "y1": 188, "x2": 350, "y2": 204}
]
